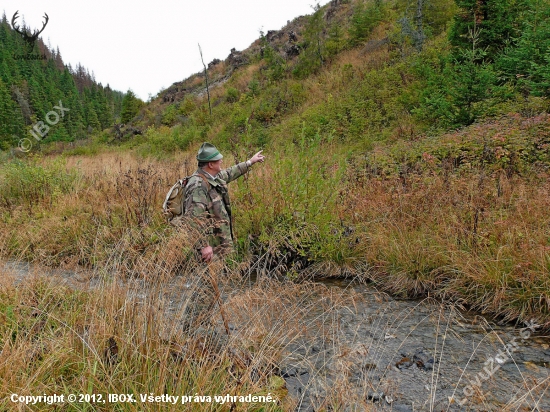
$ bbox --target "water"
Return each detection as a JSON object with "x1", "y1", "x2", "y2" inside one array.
[{"x1": 281, "y1": 278, "x2": 550, "y2": 411}]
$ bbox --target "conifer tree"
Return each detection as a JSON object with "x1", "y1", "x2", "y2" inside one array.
[
  {"x1": 449, "y1": 0, "x2": 528, "y2": 59},
  {"x1": 120, "y1": 90, "x2": 143, "y2": 123},
  {"x1": 293, "y1": 3, "x2": 328, "y2": 78}
]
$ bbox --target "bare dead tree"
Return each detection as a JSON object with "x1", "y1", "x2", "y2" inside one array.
[
  {"x1": 198, "y1": 44, "x2": 212, "y2": 116},
  {"x1": 415, "y1": 0, "x2": 426, "y2": 51},
  {"x1": 398, "y1": 0, "x2": 426, "y2": 52}
]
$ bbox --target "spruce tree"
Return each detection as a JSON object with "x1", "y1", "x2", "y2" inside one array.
[
  {"x1": 120, "y1": 90, "x2": 143, "y2": 123},
  {"x1": 449, "y1": 0, "x2": 529, "y2": 59}
]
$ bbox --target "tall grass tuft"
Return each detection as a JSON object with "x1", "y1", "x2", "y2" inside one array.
[{"x1": 0, "y1": 157, "x2": 80, "y2": 210}]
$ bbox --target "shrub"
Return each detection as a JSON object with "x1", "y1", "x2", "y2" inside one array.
[
  {"x1": 179, "y1": 95, "x2": 197, "y2": 116},
  {"x1": 225, "y1": 87, "x2": 240, "y2": 103},
  {"x1": 348, "y1": 2, "x2": 384, "y2": 46},
  {"x1": 161, "y1": 104, "x2": 178, "y2": 125},
  {"x1": 0, "y1": 158, "x2": 80, "y2": 209},
  {"x1": 247, "y1": 80, "x2": 261, "y2": 98},
  {"x1": 135, "y1": 125, "x2": 197, "y2": 157}
]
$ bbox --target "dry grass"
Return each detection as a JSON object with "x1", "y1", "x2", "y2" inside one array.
[
  {"x1": 0, "y1": 153, "x2": 187, "y2": 268},
  {"x1": 228, "y1": 64, "x2": 261, "y2": 94},
  {"x1": 345, "y1": 169, "x2": 550, "y2": 326},
  {"x1": 0, "y1": 249, "x2": 379, "y2": 411},
  {"x1": 2, "y1": 256, "x2": 547, "y2": 411},
  {"x1": 0, "y1": 142, "x2": 550, "y2": 325},
  {"x1": 0, "y1": 264, "x2": 289, "y2": 411},
  {"x1": 1, "y1": 131, "x2": 549, "y2": 330}
]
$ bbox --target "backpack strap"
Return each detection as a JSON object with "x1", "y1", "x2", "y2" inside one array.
[
  {"x1": 197, "y1": 173, "x2": 211, "y2": 190},
  {"x1": 188, "y1": 170, "x2": 212, "y2": 191}
]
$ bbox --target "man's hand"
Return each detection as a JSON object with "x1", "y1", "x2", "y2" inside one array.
[
  {"x1": 201, "y1": 245, "x2": 213, "y2": 262},
  {"x1": 249, "y1": 150, "x2": 265, "y2": 165}
]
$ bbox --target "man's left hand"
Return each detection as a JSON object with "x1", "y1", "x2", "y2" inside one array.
[{"x1": 249, "y1": 150, "x2": 265, "y2": 165}]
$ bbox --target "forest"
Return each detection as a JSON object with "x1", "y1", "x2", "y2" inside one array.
[{"x1": 0, "y1": 13, "x2": 125, "y2": 150}]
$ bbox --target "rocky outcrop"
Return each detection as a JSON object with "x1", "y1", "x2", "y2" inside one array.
[
  {"x1": 208, "y1": 58, "x2": 221, "y2": 69},
  {"x1": 288, "y1": 30, "x2": 298, "y2": 43},
  {"x1": 226, "y1": 48, "x2": 247, "y2": 69},
  {"x1": 113, "y1": 123, "x2": 142, "y2": 140},
  {"x1": 266, "y1": 30, "x2": 284, "y2": 43},
  {"x1": 162, "y1": 84, "x2": 190, "y2": 104},
  {"x1": 284, "y1": 44, "x2": 301, "y2": 58}
]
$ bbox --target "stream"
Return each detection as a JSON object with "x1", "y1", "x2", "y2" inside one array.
[
  {"x1": 3, "y1": 261, "x2": 549, "y2": 411},
  {"x1": 278, "y1": 278, "x2": 550, "y2": 411}
]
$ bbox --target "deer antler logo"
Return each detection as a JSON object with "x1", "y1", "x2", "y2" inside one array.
[{"x1": 11, "y1": 11, "x2": 49, "y2": 53}]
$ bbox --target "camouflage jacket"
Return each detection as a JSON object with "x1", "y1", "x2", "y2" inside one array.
[{"x1": 184, "y1": 162, "x2": 250, "y2": 255}]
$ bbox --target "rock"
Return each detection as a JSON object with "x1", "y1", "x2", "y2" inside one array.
[
  {"x1": 361, "y1": 362, "x2": 377, "y2": 371},
  {"x1": 367, "y1": 391, "x2": 384, "y2": 402},
  {"x1": 280, "y1": 366, "x2": 309, "y2": 378},
  {"x1": 226, "y1": 48, "x2": 247, "y2": 68},
  {"x1": 288, "y1": 30, "x2": 298, "y2": 43},
  {"x1": 266, "y1": 30, "x2": 283, "y2": 43},
  {"x1": 412, "y1": 348, "x2": 435, "y2": 371},
  {"x1": 392, "y1": 404, "x2": 414, "y2": 412},
  {"x1": 282, "y1": 372, "x2": 310, "y2": 398},
  {"x1": 285, "y1": 44, "x2": 300, "y2": 58},
  {"x1": 208, "y1": 58, "x2": 221, "y2": 69},
  {"x1": 396, "y1": 357, "x2": 413, "y2": 369},
  {"x1": 308, "y1": 345, "x2": 320, "y2": 354}
]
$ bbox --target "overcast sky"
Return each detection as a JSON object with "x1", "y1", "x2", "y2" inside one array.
[{"x1": 2, "y1": 0, "x2": 331, "y2": 100}]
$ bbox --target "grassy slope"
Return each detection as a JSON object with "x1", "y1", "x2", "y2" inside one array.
[{"x1": 1, "y1": 0, "x2": 549, "y2": 328}]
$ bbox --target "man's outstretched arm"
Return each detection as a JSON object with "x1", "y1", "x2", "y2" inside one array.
[{"x1": 218, "y1": 151, "x2": 265, "y2": 183}]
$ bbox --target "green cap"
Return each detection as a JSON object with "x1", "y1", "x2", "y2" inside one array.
[{"x1": 197, "y1": 142, "x2": 223, "y2": 162}]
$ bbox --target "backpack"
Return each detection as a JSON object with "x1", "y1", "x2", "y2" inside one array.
[{"x1": 162, "y1": 174, "x2": 210, "y2": 224}]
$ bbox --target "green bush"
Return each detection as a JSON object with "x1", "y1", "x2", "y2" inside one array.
[
  {"x1": 495, "y1": 3, "x2": 550, "y2": 97},
  {"x1": 412, "y1": 48, "x2": 504, "y2": 129},
  {"x1": 161, "y1": 104, "x2": 178, "y2": 125},
  {"x1": 135, "y1": 125, "x2": 197, "y2": 157},
  {"x1": 247, "y1": 80, "x2": 261, "y2": 98},
  {"x1": 225, "y1": 87, "x2": 241, "y2": 103},
  {"x1": 172, "y1": 125, "x2": 197, "y2": 151},
  {"x1": 179, "y1": 95, "x2": 197, "y2": 116},
  {"x1": 0, "y1": 158, "x2": 80, "y2": 208},
  {"x1": 255, "y1": 100, "x2": 277, "y2": 124},
  {"x1": 258, "y1": 31, "x2": 287, "y2": 81},
  {"x1": 348, "y1": 2, "x2": 384, "y2": 46},
  {"x1": 234, "y1": 126, "x2": 355, "y2": 263}
]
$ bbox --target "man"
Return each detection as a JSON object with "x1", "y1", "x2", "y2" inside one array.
[{"x1": 185, "y1": 142, "x2": 265, "y2": 262}]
